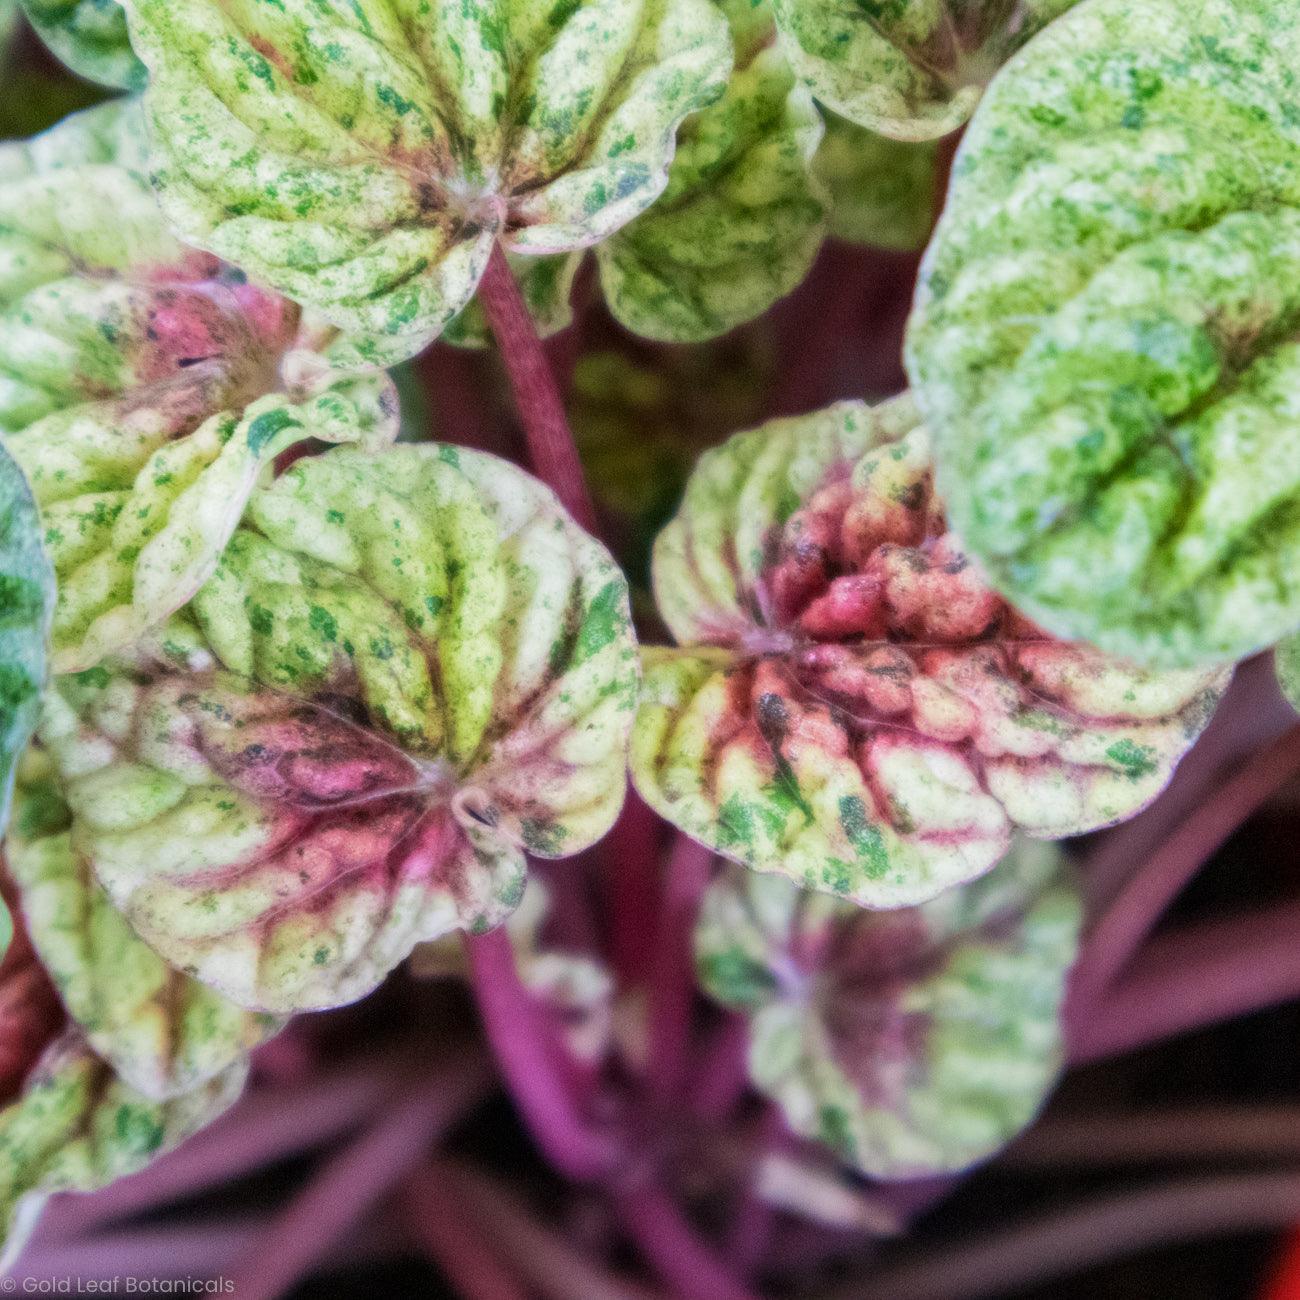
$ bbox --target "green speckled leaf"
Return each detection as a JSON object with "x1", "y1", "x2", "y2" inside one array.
[
  {"x1": 36, "y1": 444, "x2": 638, "y2": 1013},
  {"x1": 632, "y1": 398, "x2": 1225, "y2": 907},
  {"x1": 0, "y1": 1031, "x2": 245, "y2": 1263},
  {"x1": 696, "y1": 838, "x2": 1081, "y2": 1177},
  {"x1": 772, "y1": 0, "x2": 1079, "y2": 141},
  {"x1": 0, "y1": 102, "x2": 398, "y2": 675},
  {"x1": 443, "y1": 253, "x2": 580, "y2": 350},
  {"x1": 122, "y1": 0, "x2": 733, "y2": 367},
  {"x1": 596, "y1": 3, "x2": 827, "y2": 341},
  {"x1": 907, "y1": 0, "x2": 1300, "y2": 668},
  {"x1": 0, "y1": 443, "x2": 53, "y2": 843},
  {"x1": 21, "y1": 0, "x2": 146, "y2": 90},
  {"x1": 1277, "y1": 634, "x2": 1300, "y2": 714},
  {"x1": 813, "y1": 111, "x2": 936, "y2": 250},
  {"x1": 6, "y1": 753, "x2": 281, "y2": 1100}
]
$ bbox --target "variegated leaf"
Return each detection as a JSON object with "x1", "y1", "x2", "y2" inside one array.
[
  {"x1": 0, "y1": 101, "x2": 399, "y2": 675},
  {"x1": 1277, "y1": 634, "x2": 1300, "y2": 715},
  {"x1": 771, "y1": 0, "x2": 1080, "y2": 141},
  {"x1": 813, "y1": 111, "x2": 936, "y2": 251},
  {"x1": 6, "y1": 751, "x2": 281, "y2": 1100},
  {"x1": 122, "y1": 0, "x2": 733, "y2": 367},
  {"x1": 443, "y1": 253, "x2": 580, "y2": 350},
  {"x1": 907, "y1": 0, "x2": 1300, "y2": 667},
  {"x1": 20, "y1": 0, "x2": 146, "y2": 90},
  {"x1": 632, "y1": 399, "x2": 1226, "y2": 907},
  {"x1": 596, "y1": 0, "x2": 827, "y2": 341},
  {"x1": 35, "y1": 444, "x2": 638, "y2": 1013},
  {"x1": 696, "y1": 838, "x2": 1081, "y2": 1176}
]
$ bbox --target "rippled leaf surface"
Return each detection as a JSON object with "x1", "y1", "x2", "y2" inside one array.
[
  {"x1": 0, "y1": 443, "x2": 52, "y2": 844},
  {"x1": 0, "y1": 102, "x2": 398, "y2": 675},
  {"x1": 771, "y1": 0, "x2": 1077, "y2": 140},
  {"x1": 596, "y1": 0, "x2": 826, "y2": 341},
  {"x1": 813, "y1": 111, "x2": 936, "y2": 251},
  {"x1": 696, "y1": 839, "x2": 1080, "y2": 1176},
  {"x1": 907, "y1": 0, "x2": 1300, "y2": 667},
  {"x1": 36, "y1": 444, "x2": 638, "y2": 1013},
  {"x1": 632, "y1": 399, "x2": 1226, "y2": 907},
  {"x1": 122, "y1": 0, "x2": 732, "y2": 367},
  {"x1": 6, "y1": 754, "x2": 281, "y2": 1099},
  {"x1": 21, "y1": 0, "x2": 146, "y2": 90}
]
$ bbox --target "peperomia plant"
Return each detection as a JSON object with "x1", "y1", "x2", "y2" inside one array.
[{"x1": 0, "y1": 0, "x2": 1297, "y2": 1290}]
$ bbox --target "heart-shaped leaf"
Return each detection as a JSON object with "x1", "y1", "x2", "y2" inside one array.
[
  {"x1": 595, "y1": 0, "x2": 827, "y2": 341},
  {"x1": 813, "y1": 111, "x2": 936, "y2": 251},
  {"x1": 907, "y1": 0, "x2": 1300, "y2": 668},
  {"x1": 20, "y1": 0, "x2": 146, "y2": 90},
  {"x1": 121, "y1": 0, "x2": 733, "y2": 368},
  {"x1": 0, "y1": 101, "x2": 399, "y2": 676},
  {"x1": 0, "y1": 442, "x2": 53, "y2": 845},
  {"x1": 696, "y1": 837, "x2": 1081, "y2": 1177},
  {"x1": 632, "y1": 399, "x2": 1226, "y2": 907},
  {"x1": 6, "y1": 752, "x2": 281, "y2": 1100},
  {"x1": 771, "y1": 0, "x2": 1079, "y2": 141},
  {"x1": 35, "y1": 443, "x2": 638, "y2": 1013}
]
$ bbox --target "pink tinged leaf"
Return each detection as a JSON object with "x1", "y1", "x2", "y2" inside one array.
[{"x1": 633, "y1": 401, "x2": 1228, "y2": 908}]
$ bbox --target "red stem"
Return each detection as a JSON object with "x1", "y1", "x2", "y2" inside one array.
[
  {"x1": 616, "y1": 1185, "x2": 764, "y2": 1300},
  {"x1": 478, "y1": 242, "x2": 597, "y2": 532},
  {"x1": 1071, "y1": 900, "x2": 1300, "y2": 1065},
  {"x1": 602, "y1": 790, "x2": 666, "y2": 986},
  {"x1": 405, "y1": 1165, "x2": 532, "y2": 1300},
  {"x1": 690, "y1": 1014, "x2": 752, "y2": 1123},
  {"x1": 466, "y1": 926, "x2": 622, "y2": 1182},
  {"x1": 1069, "y1": 723, "x2": 1300, "y2": 1012},
  {"x1": 645, "y1": 834, "x2": 716, "y2": 1108}
]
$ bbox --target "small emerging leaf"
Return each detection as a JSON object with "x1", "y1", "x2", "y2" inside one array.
[
  {"x1": 697, "y1": 839, "x2": 1081, "y2": 1177},
  {"x1": 36, "y1": 444, "x2": 638, "y2": 1013},
  {"x1": 907, "y1": 0, "x2": 1300, "y2": 667},
  {"x1": 632, "y1": 399, "x2": 1226, "y2": 907},
  {"x1": 771, "y1": 0, "x2": 1079, "y2": 140},
  {"x1": 0, "y1": 102, "x2": 399, "y2": 675},
  {"x1": 812, "y1": 112, "x2": 936, "y2": 251},
  {"x1": 122, "y1": 0, "x2": 733, "y2": 366},
  {"x1": 0, "y1": 442, "x2": 53, "y2": 839},
  {"x1": 596, "y1": 1, "x2": 828, "y2": 341},
  {"x1": 6, "y1": 753, "x2": 282, "y2": 1099},
  {"x1": 20, "y1": 0, "x2": 146, "y2": 90}
]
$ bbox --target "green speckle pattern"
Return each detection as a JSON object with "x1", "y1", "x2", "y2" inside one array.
[
  {"x1": 0, "y1": 101, "x2": 400, "y2": 675},
  {"x1": 6, "y1": 756, "x2": 282, "y2": 1100},
  {"x1": 907, "y1": 0, "x2": 1300, "y2": 667},
  {"x1": 20, "y1": 0, "x2": 147, "y2": 90},
  {"x1": 695, "y1": 839, "x2": 1082, "y2": 1177},
  {"x1": 631, "y1": 397, "x2": 1226, "y2": 908},
  {"x1": 0, "y1": 1032, "x2": 245, "y2": 1262},
  {"x1": 812, "y1": 109, "x2": 936, "y2": 251},
  {"x1": 0, "y1": 441, "x2": 53, "y2": 843},
  {"x1": 122, "y1": 0, "x2": 733, "y2": 366},
  {"x1": 1277, "y1": 633, "x2": 1300, "y2": 714},
  {"x1": 596, "y1": 1, "x2": 827, "y2": 341},
  {"x1": 33, "y1": 444, "x2": 639, "y2": 1013},
  {"x1": 771, "y1": 0, "x2": 1079, "y2": 140}
]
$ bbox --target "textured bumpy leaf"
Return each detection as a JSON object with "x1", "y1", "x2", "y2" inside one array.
[
  {"x1": 122, "y1": 0, "x2": 732, "y2": 367},
  {"x1": 771, "y1": 0, "x2": 1078, "y2": 140},
  {"x1": 1277, "y1": 635, "x2": 1300, "y2": 715},
  {"x1": 411, "y1": 876, "x2": 614, "y2": 1064},
  {"x1": 907, "y1": 0, "x2": 1300, "y2": 667},
  {"x1": 0, "y1": 1032, "x2": 244, "y2": 1260},
  {"x1": 20, "y1": 0, "x2": 146, "y2": 90},
  {"x1": 595, "y1": 0, "x2": 827, "y2": 341},
  {"x1": 813, "y1": 112, "x2": 936, "y2": 251},
  {"x1": 632, "y1": 399, "x2": 1226, "y2": 907},
  {"x1": 35, "y1": 444, "x2": 638, "y2": 1013},
  {"x1": 0, "y1": 102, "x2": 399, "y2": 675},
  {"x1": 6, "y1": 753, "x2": 281, "y2": 1099},
  {"x1": 0, "y1": 443, "x2": 53, "y2": 840},
  {"x1": 696, "y1": 839, "x2": 1081, "y2": 1177}
]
